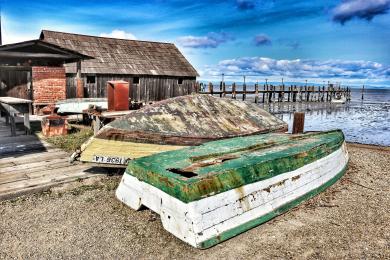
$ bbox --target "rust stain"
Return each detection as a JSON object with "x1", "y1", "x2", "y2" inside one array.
[
  {"x1": 236, "y1": 186, "x2": 251, "y2": 212},
  {"x1": 292, "y1": 175, "x2": 301, "y2": 181},
  {"x1": 157, "y1": 176, "x2": 174, "y2": 188}
]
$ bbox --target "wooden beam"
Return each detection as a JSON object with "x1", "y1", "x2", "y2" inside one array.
[
  {"x1": 292, "y1": 112, "x2": 305, "y2": 134},
  {"x1": 0, "y1": 51, "x2": 79, "y2": 59}
]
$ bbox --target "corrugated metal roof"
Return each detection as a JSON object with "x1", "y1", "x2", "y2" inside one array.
[{"x1": 40, "y1": 30, "x2": 198, "y2": 77}]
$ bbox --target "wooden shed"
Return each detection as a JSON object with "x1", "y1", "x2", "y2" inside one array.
[
  {"x1": 39, "y1": 30, "x2": 199, "y2": 102},
  {"x1": 0, "y1": 40, "x2": 92, "y2": 112}
]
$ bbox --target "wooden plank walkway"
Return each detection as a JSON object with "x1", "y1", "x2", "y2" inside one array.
[{"x1": 0, "y1": 117, "x2": 108, "y2": 201}]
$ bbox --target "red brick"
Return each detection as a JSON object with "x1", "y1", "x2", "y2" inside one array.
[{"x1": 32, "y1": 66, "x2": 66, "y2": 104}]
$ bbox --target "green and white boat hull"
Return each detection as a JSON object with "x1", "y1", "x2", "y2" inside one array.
[{"x1": 116, "y1": 131, "x2": 349, "y2": 248}]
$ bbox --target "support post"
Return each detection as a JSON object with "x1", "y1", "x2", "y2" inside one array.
[
  {"x1": 93, "y1": 115, "x2": 101, "y2": 135},
  {"x1": 76, "y1": 61, "x2": 84, "y2": 98},
  {"x1": 268, "y1": 85, "x2": 273, "y2": 103},
  {"x1": 24, "y1": 113, "x2": 31, "y2": 135},
  {"x1": 10, "y1": 113, "x2": 16, "y2": 136},
  {"x1": 208, "y1": 82, "x2": 213, "y2": 95},
  {"x1": 254, "y1": 83, "x2": 259, "y2": 103},
  {"x1": 242, "y1": 83, "x2": 246, "y2": 101},
  {"x1": 232, "y1": 83, "x2": 236, "y2": 99},
  {"x1": 292, "y1": 112, "x2": 305, "y2": 134}
]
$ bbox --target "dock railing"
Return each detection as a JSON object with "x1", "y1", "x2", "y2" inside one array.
[{"x1": 196, "y1": 82, "x2": 351, "y2": 103}]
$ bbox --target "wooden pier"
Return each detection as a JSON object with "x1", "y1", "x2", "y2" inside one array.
[
  {"x1": 0, "y1": 117, "x2": 107, "y2": 201},
  {"x1": 198, "y1": 82, "x2": 351, "y2": 103}
]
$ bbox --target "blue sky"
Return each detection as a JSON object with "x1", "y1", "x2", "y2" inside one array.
[{"x1": 1, "y1": 0, "x2": 390, "y2": 86}]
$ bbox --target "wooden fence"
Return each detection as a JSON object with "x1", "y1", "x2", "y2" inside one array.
[{"x1": 197, "y1": 82, "x2": 351, "y2": 103}]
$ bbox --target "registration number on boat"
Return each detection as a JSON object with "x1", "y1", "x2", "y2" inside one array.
[{"x1": 92, "y1": 155, "x2": 130, "y2": 165}]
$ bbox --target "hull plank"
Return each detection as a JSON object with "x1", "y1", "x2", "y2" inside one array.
[{"x1": 116, "y1": 130, "x2": 349, "y2": 248}]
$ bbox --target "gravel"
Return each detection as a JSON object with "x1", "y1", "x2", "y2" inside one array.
[{"x1": 1, "y1": 143, "x2": 389, "y2": 259}]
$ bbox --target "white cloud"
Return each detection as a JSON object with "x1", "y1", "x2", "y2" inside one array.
[
  {"x1": 177, "y1": 32, "x2": 234, "y2": 49},
  {"x1": 332, "y1": 0, "x2": 390, "y2": 24},
  {"x1": 202, "y1": 56, "x2": 390, "y2": 84},
  {"x1": 100, "y1": 29, "x2": 137, "y2": 40}
]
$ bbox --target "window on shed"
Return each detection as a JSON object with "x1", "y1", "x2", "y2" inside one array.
[
  {"x1": 86, "y1": 75, "x2": 96, "y2": 84},
  {"x1": 178, "y1": 78, "x2": 184, "y2": 85},
  {"x1": 133, "y1": 77, "x2": 140, "y2": 84}
]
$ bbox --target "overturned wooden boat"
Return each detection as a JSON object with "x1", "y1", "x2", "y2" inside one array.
[
  {"x1": 116, "y1": 130, "x2": 349, "y2": 248},
  {"x1": 75, "y1": 94, "x2": 287, "y2": 167}
]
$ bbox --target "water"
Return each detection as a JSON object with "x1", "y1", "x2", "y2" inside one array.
[{"x1": 258, "y1": 88, "x2": 390, "y2": 146}]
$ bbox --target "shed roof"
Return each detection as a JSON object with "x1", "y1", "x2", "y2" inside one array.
[
  {"x1": 0, "y1": 40, "x2": 93, "y2": 65},
  {"x1": 40, "y1": 30, "x2": 198, "y2": 77}
]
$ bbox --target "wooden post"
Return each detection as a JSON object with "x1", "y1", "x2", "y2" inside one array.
[
  {"x1": 10, "y1": 113, "x2": 16, "y2": 136},
  {"x1": 287, "y1": 86, "x2": 291, "y2": 102},
  {"x1": 326, "y1": 86, "x2": 329, "y2": 101},
  {"x1": 222, "y1": 82, "x2": 226, "y2": 97},
  {"x1": 262, "y1": 84, "x2": 266, "y2": 103},
  {"x1": 272, "y1": 85, "x2": 276, "y2": 102},
  {"x1": 232, "y1": 83, "x2": 236, "y2": 99},
  {"x1": 254, "y1": 83, "x2": 259, "y2": 103},
  {"x1": 93, "y1": 115, "x2": 101, "y2": 135},
  {"x1": 24, "y1": 113, "x2": 31, "y2": 135},
  {"x1": 292, "y1": 85, "x2": 296, "y2": 102},
  {"x1": 292, "y1": 112, "x2": 305, "y2": 134},
  {"x1": 306, "y1": 86, "x2": 310, "y2": 102},
  {"x1": 219, "y1": 81, "x2": 223, "y2": 98},
  {"x1": 76, "y1": 61, "x2": 84, "y2": 98},
  {"x1": 242, "y1": 83, "x2": 246, "y2": 101},
  {"x1": 208, "y1": 82, "x2": 213, "y2": 95},
  {"x1": 304, "y1": 84, "x2": 307, "y2": 101},
  {"x1": 268, "y1": 85, "x2": 273, "y2": 103}
]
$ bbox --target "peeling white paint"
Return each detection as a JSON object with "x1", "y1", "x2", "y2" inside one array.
[{"x1": 116, "y1": 142, "x2": 349, "y2": 248}]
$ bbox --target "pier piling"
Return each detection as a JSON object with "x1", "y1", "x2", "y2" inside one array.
[{"x1": 292, "y1": 112, "x2": 305, "y2": 134}]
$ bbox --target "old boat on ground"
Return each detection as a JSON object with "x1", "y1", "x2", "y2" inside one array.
[
  {"x1": 74, "y1": 94, "x2": 287, "y2": 167},
  {"x1": 116, "y1": 130, "x2": 349, "y2": 248},
  {"x1": 56, "y1": 98, "x2": 108, "y2": 114}
]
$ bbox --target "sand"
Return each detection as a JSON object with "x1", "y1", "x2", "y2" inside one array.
[{"x1": 1, "y1": 143, "x2": 389, "y2": 259}]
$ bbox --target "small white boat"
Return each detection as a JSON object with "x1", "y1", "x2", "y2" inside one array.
[
  {"x1": 331, "y1": 96, "x2": 346, "y2": 104},
  {"x1": 56, "y1": 98, "x2": 108, "y2": 114},
  {"x1": 116, "y1": 130, "x2": 349, "y2": 248}
]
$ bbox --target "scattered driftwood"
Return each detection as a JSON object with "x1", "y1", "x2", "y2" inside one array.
[{"x1": 346, "y1": 179, "x2": 374, "y2": 190}]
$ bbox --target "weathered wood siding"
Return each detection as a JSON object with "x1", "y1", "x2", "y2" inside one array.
[
  {"x1": 0, "y1": 66, "x2": 32, "y2": 100},
  {"x1": 66, "y1": 74, "x2": 196, "y2": 102}
]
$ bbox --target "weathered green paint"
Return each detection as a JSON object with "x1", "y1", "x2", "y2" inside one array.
[
  {"x1": 198, "y1": 164, "x2": 348, "y2": 249},
  {"x1": 125, "y1": 130, "x2": 345, "y2": 203}
]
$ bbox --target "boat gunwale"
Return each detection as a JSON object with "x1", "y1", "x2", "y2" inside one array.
[{"x1": 125, "y1": 130, "x2": 345, "y2": 203}]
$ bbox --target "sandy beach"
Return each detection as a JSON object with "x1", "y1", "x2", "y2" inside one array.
[{"x1": 1, "y1": 143, "x2": 389, "y2": 259}]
